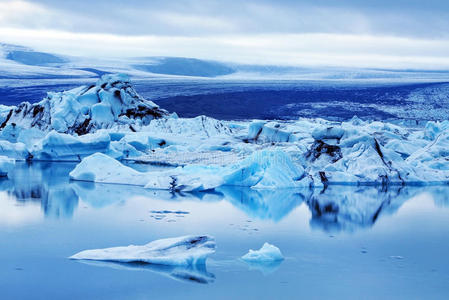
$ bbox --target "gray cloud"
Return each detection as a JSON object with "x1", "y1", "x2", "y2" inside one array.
[
  {"x1": 1, "y1": 0, "x2": 449, "y2": 69},
  {"x1": 6, "y1": 0, "x2": 449, "y2": 38}
]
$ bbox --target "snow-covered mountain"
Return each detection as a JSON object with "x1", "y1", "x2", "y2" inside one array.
[{"x1": 2, "y1": 42, "x2": 449, "y2": 80}]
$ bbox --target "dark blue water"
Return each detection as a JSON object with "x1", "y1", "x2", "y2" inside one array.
[
  {"x1": 1, "y1": 162, "x2": 449, "y2": 299},
  {"x1": 1, "y1": 78, "x2": 448, "y2": 121}
]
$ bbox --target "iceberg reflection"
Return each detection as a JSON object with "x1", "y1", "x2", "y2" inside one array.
[
  {"x1": 2, "y1": 162, "x2": 449, "y2": 232},
  {"x1": 219, "y1": 187, "x2": 305, "y2": 222},
  {"x1": 305, "y1": 186, "x2": 417, "y2": 233},
  {"x1": 75, "y1": 260, "x2": 215, "y2": 284},
  {"x1": 0, "y1": 162, "x2": 78, "y2": 218}
]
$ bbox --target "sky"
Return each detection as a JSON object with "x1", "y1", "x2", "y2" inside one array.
[{"x1": 1, "y1": 0, "x2": 449, "y2": 69}]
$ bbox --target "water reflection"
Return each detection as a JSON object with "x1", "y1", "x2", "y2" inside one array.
[
  {"x1": 0, "y1": 162, "x2": 78, "y2": 218},
  {"x1": 218, "y1": 187, "x2": 304, "y2": 222},
  {"x1": 2, "y1": 162, "x2": 449, "y2": 232},
  {"x1": 76, "y1": 260, "x2": 215, "y2": 284},
  {"x1": 306, "y1": 186, "x2": 416, "y2": 233},
  {"x1": 242, "y1": 259, "x2": 283, "y2": 275}
]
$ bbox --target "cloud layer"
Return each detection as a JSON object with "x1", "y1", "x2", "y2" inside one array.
[{"x1": 1, "y1": 0, "x2": 449, "y2": 69}]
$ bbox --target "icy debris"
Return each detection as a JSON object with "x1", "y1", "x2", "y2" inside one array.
[
  {"x1": 0, "y1": 73, "x2": 167, "y2": 134},
  {"x1": 0, "y1": 156, "x2": 15, "y2": 177},
  {"x1": 241, "y1": 243, "x2": 284, "y2": 263},
  {"x1": 70, "y1": 235, "x2": 215, "y2": 266}
]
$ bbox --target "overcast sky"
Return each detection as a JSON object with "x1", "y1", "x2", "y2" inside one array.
[{"x1": 1, "y1": 0, "x2": 449, "y2": 69}]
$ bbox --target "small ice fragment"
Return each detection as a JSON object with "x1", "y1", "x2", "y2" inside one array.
[
  {"x1": 241, "y1": 242, "x2": 284, "y2": 262},
  {"x1": 390, "y1": 256, "x2": 404, "y2": 260}
]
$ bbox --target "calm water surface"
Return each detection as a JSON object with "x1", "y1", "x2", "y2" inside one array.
[{"x1": 1, "y1": 162, "x2": 449, "y2": 299}]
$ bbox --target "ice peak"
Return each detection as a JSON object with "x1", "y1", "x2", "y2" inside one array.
[
  {"x1": 0, "y1": 73, "x2": 168, "y2": 135},
  {"x1": 96, "y1": 73, "x2": 130, "y2": 88}
]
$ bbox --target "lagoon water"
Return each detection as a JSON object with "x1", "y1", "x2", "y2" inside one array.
[{"x1": 1, "y1": 162, "x2": 449, "y2": 299}]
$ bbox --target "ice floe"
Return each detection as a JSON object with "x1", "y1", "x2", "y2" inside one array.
[
  {"x1": 70, "y1": 235, "x2": 215, "y2": 265},
  {"x1": 241, "y1": 243, "x2": 284, "y2": 263}
]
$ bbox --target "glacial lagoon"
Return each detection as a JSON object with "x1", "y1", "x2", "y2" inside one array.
[{"x1": 1, "y1": 162, "x2": 449, "y2": 299}]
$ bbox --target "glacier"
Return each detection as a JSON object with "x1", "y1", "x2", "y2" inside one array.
[
  {"x1": 1, "y1": 73, "x2": 449, "y2": 188},
  {"x1": 70, "y1": 235, "x2": 216, "y2": 265}
]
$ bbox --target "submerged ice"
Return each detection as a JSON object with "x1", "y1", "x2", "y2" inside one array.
[{"x1": 70, "y1": 235, "x2": 216, "y2": 265}]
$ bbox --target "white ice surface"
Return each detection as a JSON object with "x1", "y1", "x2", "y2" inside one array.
[
  {"x1": 70, "y1": 235, "x2": 215, "y2": 265},
  {"x1": 241, "y1": 243, "x2": 284, "y2": 263},
  {"x1": 70, "y1": 150, "x2": 305, "y2": 191}
]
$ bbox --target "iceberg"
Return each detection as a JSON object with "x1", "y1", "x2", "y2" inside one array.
[
  {"x1": 31, "y1": 131, "x2": 111, "y2": 161},
  {"x1": 0, "y1": 156, "x2": 15, "y2": 177},
  {"x1": 0, "y1": 74, "x2": 167, "y2": 134},
  {"x1": 0, "y1": 140, "x2": 30, "y2": 160},
  {"x1": 241, "y1": 243, "x2": 284, "y2": 263},
  {"x1": 70, "y1": 235, "x2": 216, "y2": 265},
  {"x1": 70, "y1": 150, "x2": 305, "y2": 191},
  {"x1": 3, "y1": 73, "x2": 449, "y2": 186},
  {"x1": 69, "y1": 152, "x2": 149, "y2": 185}
]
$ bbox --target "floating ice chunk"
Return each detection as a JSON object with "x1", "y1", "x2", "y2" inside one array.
[
  {"x1": 144, "y1": 165, "x2": 224, "y2": 192},
  {"x1": 70, "y1": 235, "x2": 216, "y2": 265},
  {"x1": 0, "y1": 156, "x2": 15, "y2": 177},
  {"x1": 32, "y1": 131, "x2": 111, "y2": 161},
  {"x1": 71, "y1": 150, "x2": 305, "y2": 191},
  {"x1": 223, "y1": 150, "x2": 305, "y2": 189},
  {"x1": 69, "y1": 152, "x2": 149, "y2": 185},
  {"x1": 0, "y1": 140, "x2": 30, "y2": 160},
  {"x1": 241, "y1": 243, "x2": 284, "y2": 263}
]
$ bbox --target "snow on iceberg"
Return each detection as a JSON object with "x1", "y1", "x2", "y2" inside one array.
[
  {"x1": 0, "y1": 156, "x2": 15, "y2": 177},
  {"x1": 70, "y1": 235, "x2": 216, "y2": 265},
  {"x1": 69, "y1": 152, "x2": 149, "y2": 185},
  {"x1": 241, "y1": 243, "x2": 284, "y2": 263},
  {"x1": 0, "y1": 73, "x2": 167, "y2": 134}
]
